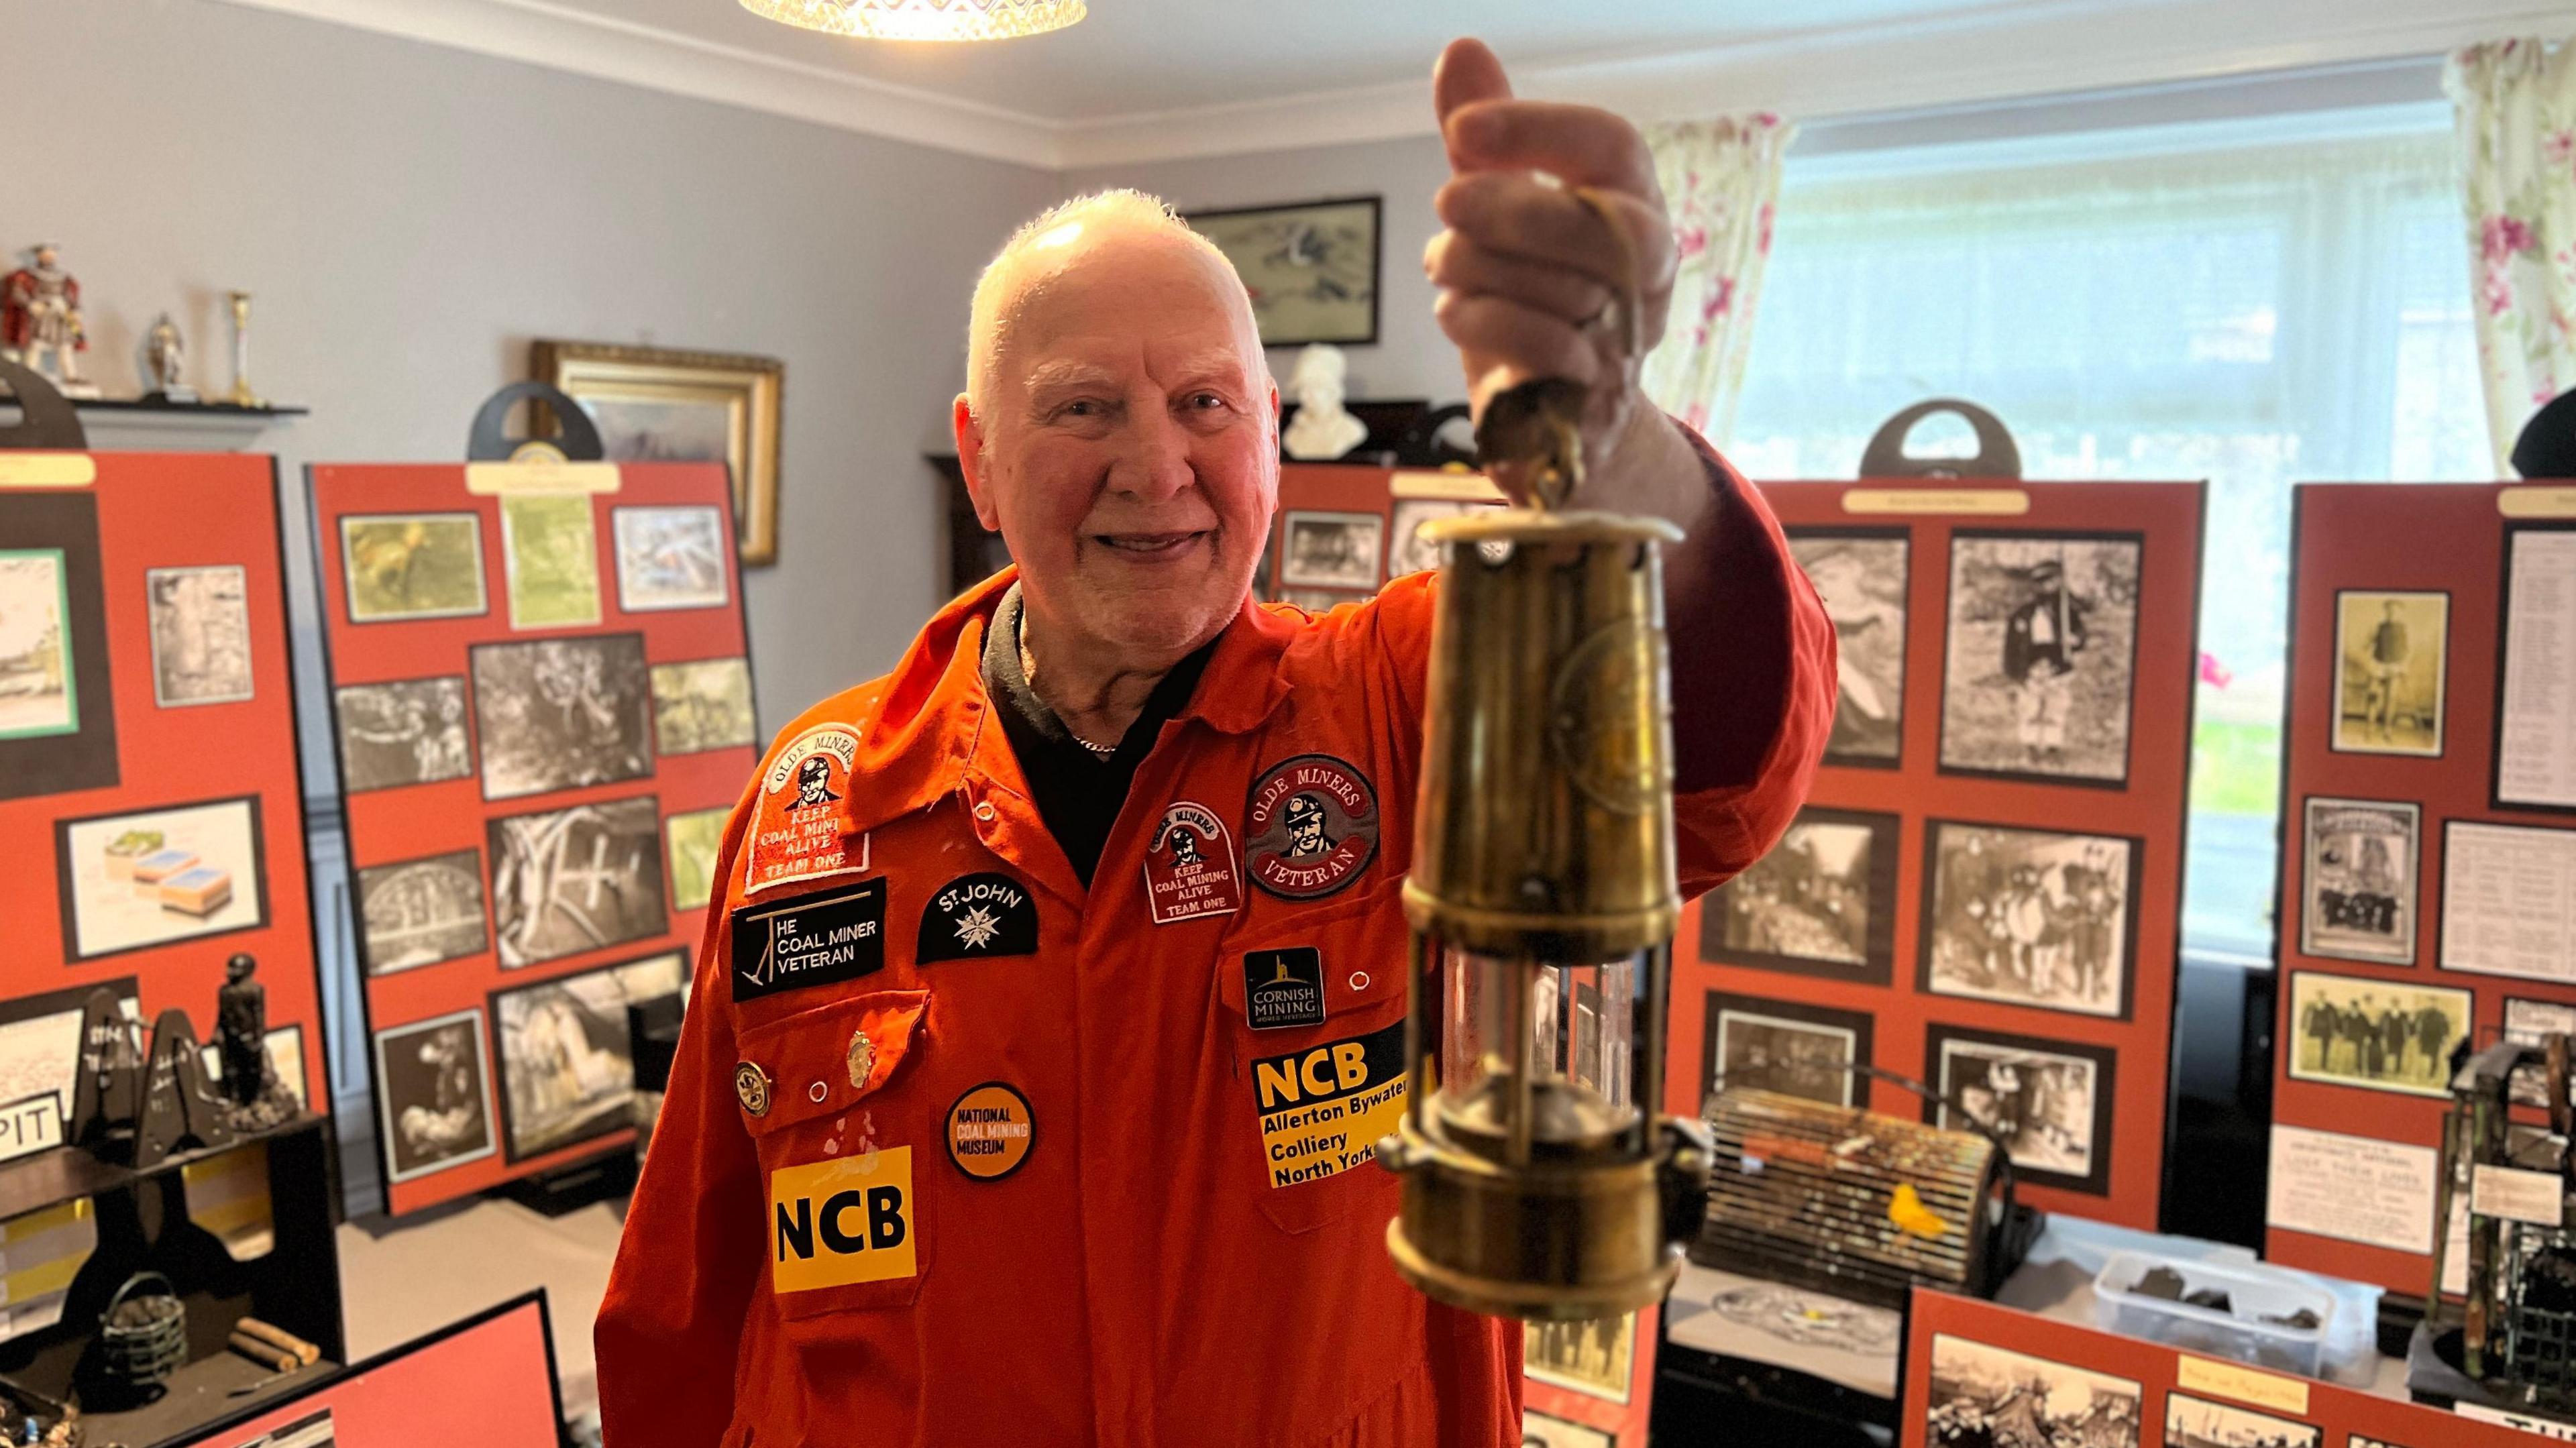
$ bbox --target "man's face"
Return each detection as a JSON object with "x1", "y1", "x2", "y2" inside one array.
[
  {"x1": 32, "y1": 246, "x2": 56, "y2": 270},
  {"x1": 959, "y1": 226, "x2": 1277, "y2": 661}
]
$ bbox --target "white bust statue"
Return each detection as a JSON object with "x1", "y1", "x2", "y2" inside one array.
[{"x1": 1281, "y1": 343, "x2": 1368, "y2": 461}]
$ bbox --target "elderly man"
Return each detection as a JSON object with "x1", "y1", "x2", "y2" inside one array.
[{"x1": 596, "y1": 38, "x2": 1831, "y2": 1448}]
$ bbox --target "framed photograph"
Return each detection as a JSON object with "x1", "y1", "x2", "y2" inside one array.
[
  {"x1": 2162, "y1": 1392, "x2": 2318, "y2": 1448},
  {"x1": 1937, "y1": 531, "x2": 2143, "y2": 787},
  {"x1": 0, "y1": 494, "x2": 117, "y2": 799},
  {"x1": 1525, "y1": 1312, "x2": 1633, "y2": 1404},
  {"x1": 498, "y1": 494, "x2": 602, "y2": 630},
  {"x1": 665, "y1": 805, "x2": 729, "y2": 912},
  {"x1": 1703, "y1": 991, "x2": 1872, "y2": 1111},
  {"x1": 372, "y1": 1008, "x2": 496, "y2": 1184},
  {"x1": 1925, "y1": 1023, "x2": 2117, "y2": 1195},
  {"x1": 2498, "y1": 526, "x2": 2576, "y2": 806},
  {"x1": 533, "y1": 339, "x2": 782, "y2": 566},
  {"x1": 1183, "y1": 197, "x2": 1381, "y2": 347},
  {"x1": 2504, "y1": 997, "x2": 2576, "y2": 1109},
  {"x1": 356, "y1": 848, "x2": 490, "y2": 975},
  {"x1": 143, "y1": 565, "x2": 254, "y2": 708},
  {"x1": 1928, "y1": 1334, "x2": 2141, "y2": 1448},
  {"x1": 2332, "y1": 589, "x2": 2446, "y2": 757},
  {"x1": 2440, "y1": 820, "x2": 2576, "y2": 983},
  {"x1": 0, "y1": 979, "x2": 136, "y2": 1124},
  {"x1": 1699, "y1": 806, "x2": 1900, "y2": 985},
  {"x1": 2299, "y1": 797, "x2": 2419, "y2": 964},
  {"x1": 469, "y1": 634, "x2": 655, "y2": 801},
  {"x1": 1789, "y1": 528, "x2": 1909, "y2": 767},
  {"x1": 2285, "y1": 970, "x2": 2469, "y2": 1099},
  {"x1": 1519, "y1": 1413, "x2": 1615, "y2": 1448},
  {"x1": 1385, "y1": 498, "x2": 1499, "y2": 579},
  {"x1": 1280, "y1": 510, "x2": 1383, "y2": 591},
  {"x1": 649, "y1": 657, "x2": 758, "y2": 757},
  {"x1": 0, "y1": 549, "x2": 77, "y2": 739},
  {"x1": 1919, "y1": 820, "x2": 2139, "y2": 1019},
  {"x1": 54, "y1": 795, "x2": 268, "y2": 960},
  {"x1": 491, "y1": 949, "x2": 686, "y2": 1162},
  {"x1": 339, "y1": 512, "x2": 488, "y2": 624},
  {"x1": 333, "y1": 677, "x2": 474, "y2": 793},
  {"x1": 611, "y1": 505, "x2": 730, "y2": 613},
  {"x1": 486, "y1": 795, "x2": 669, "y2": 968}
]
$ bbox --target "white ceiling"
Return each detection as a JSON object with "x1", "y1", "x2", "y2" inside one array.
[{"x1": 223, "y1": 0, "x2": 2575, "y2": 168}]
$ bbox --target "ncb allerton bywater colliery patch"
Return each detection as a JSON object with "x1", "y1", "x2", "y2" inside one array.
[
  {"x1": 1250, "y1": 1019, "x2": 1407, "y2": 1188},
  {"x1": 743, "y1": 724, "x2": 865, "y2": 897},
  {"x1": 731, "y1": 877, "x2": 888, "y2": 1003},
  {"x1": 915, "y1": 872, "x2": 1038, "y2": 962},
  {"x1": 1143, "y1": 800, "x2": 1244, "y2": 924},
  {"x1": 1244, "y1": 755, "x2": 1378, "y2": 900}
]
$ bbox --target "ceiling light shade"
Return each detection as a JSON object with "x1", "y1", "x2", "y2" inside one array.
[{"x1": 739, "y1": 0, "x2": 1085, "y2": 41}]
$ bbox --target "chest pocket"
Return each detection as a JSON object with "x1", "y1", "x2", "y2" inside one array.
[
  {"x1": 734, "y1": 989, "x2": 934, "y2": 1321},
  {"x1": 1218, "y1": 879, "x2": 1414, "y2": 1235}
]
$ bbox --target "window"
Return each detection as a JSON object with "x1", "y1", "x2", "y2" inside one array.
[{"x1": 1731, "y1": 105, "x2": 2489, "y2": 962}]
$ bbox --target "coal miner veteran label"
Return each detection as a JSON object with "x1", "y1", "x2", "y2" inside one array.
[
  {"x1": 1252, "y1": 1019, "x2": 1407, "y2": 1187},
  {"x1": 1144, "y1": 801, "x2": 1244, "y2": 925},
  {"x1": 769, "y1": 1146, "x2": 916, "y2": 1292},
  {"x1": 1243, "y1": 948, "x2": 1326, "y2": 1030},
  {"x1": 1244, "y1": 755, "x2": 1379, "y2": 900},
  {"x1": 732, "y1": 879, "x2": 888, "y2": 1003},
  {"x1": 745, "y1": 724, "x2": 867, "y2": 897},
  {"x1": 916, "y1": 873, "x2": 1038, "y2": 963}
]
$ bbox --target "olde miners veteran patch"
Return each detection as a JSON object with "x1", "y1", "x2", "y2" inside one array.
[
  {"x1": 732, "y1": 878, "x2": 888, "y2": 1002},
  {"x1": 1252, "y1": 1019, "x2": 1407, "y2": 1188},
  {"x1": 770, "y1": 1146, "x2": 916, "y2": 1292}
]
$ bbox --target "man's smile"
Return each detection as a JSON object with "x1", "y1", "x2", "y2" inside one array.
[{"x1": 1090, "y1": 529, "x2": 1212, "y2": 561}]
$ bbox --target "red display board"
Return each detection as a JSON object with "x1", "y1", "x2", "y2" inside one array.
[
  {"x1": 177, "y1": 1289, "x2": 562, "y2": 1447},
  {"x1": 0, "y1": 451, "x2": 327, "y2": 1131},
  {"x1": 1523, "y1": 1306, "x2": 1658, "y2": 1447},
  {"x1": 1668, "y1": 480, "x2": 2205, "y2": 1230},
  {"x1": 1902, "y1": 1287, "x2": 2540, "y2": 1448},
  {"x1": 2267, "y1": 481, "x2": 2576, "y2": 1298},
  {"x1": 308, "y1": 462, "x2": 754, "y2": 1214}
]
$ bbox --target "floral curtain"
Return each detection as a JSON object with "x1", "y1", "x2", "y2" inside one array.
[
  {"x1": 1639, "y1": 113, "x2": 1795, "y2": 445},
  {"x1": 2448, "y1": 40, "x2": 2576, "y2": 473}
]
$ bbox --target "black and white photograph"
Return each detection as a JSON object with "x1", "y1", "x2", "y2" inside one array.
[
  {"x1": 333, "y1": 677, "x2": 472, "y2": 793},
  {"x1": 649, "y1": 657, "x2": 758, "y2": 757},
  {"x1": 1525, "y1": 1312, "x2": 1633, "y2": 1403},
  {"x1": 1927, "y1": 1333, "x2": 2141, "y2": 1448},
  {"x1": 2161, "y1": 1392, "x2": 2318, "y2": 1448},
  {"x1": 1279, "y1": 510, "x2": 1384, "y2": 591},
  {"x1": 1386, "y1": 498, "x2": 1499, "y2": 578},
  {"x1": 2286, "y1": 971, "x2": 2469, "y2": 1099},
  {"x1": 356, "y1": 848, "x2": 490, "y2": 974},
  {"x1": 1790, "y1": 530, "x2": 1909, "y2": 767},
  {"x1": 1938, "y1": 532, "x2": 2142, "y2": 786},
  {"x1": 492, "y1": 949, "x2": 685, "y2": 1162},
  {"x1": 2500, "y1": 530, "x2": 2576, "y2": 807},
  {"x1": 1921, "y1": 820, "x2": 2137, "y2": 1019},
  {"x1": 486, "y1": 795, "x2": 669, "y2": 968},
  {"x1": 2506, "y1": 997, "x2": 2576, "y2": 1109},
  {"x1": 469, "y1": 634, "x2": 654, "y2": 801},
  {"x1": 1926, "y1": 1024, "x2": 2116, "y2": 1195},
  {"x1": 144, "y1": 565, "x2": 254, "y2": 707},
  {"x1": 612, "y1": 505, "x2": 730, "y2": 612},
  {"x1": 372, "y1": 1008, "x2": 496, "y2": 1184},
  {"x1": 2300, "y1": 797, "x2": 2419, "y2": 964},
  {"x1": 1701, "y1": 807, "x2": 1900, "y2": 985},
  {"x1": 1702, "y1": 991, "x2": 1872, "y2": 1110},
  {"x1": 2332, "y1": 589, "x2": 2446, "y2": 757}
]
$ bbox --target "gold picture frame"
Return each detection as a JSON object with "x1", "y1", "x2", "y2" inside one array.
[{"x1": 531, "y1": 340, "x2": 784, "y2": 566}]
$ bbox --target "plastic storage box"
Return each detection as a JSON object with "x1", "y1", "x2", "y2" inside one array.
[{"x1": 2092, "y1": 1249, "x2": 2337, "y2": 1377}]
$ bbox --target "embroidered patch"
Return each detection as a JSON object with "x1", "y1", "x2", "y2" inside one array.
[
  {"x1": 915, "y1": 872, "x2": 1039, "y2": 962},
  {"x1": 769, "y1": 1146, "x2": 916, "y2": 1292},
  {"x1": 1244, "y1": 754, "x2": 1379, "y2": 900},
  {"x1": 734, "y1": 1061, "x2": 772, "y2": 1117},
  {"x1": 1144, "y1": 801, "x2": 1244, "y2": 925},
  {"x1": 945, "y1": 1082, "x2": 1034, "y2": 1180},
  {"x1": 1243, "y1": 948, "x2": 1326, "y2": 1030},
  {"x1": 743, "y1": 724, "x2": 867, "y2": 897},
  {"x1": 731, "y1": 878, "x2": 888, "y2": 1003},
  {"x1": 1250, "y1": 1019, "x2": 1409, "y2": 1188}
]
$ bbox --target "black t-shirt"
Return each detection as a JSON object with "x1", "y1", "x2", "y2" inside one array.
[{"x1": 979, "y1": 585, "x2": 1216, "y2": 888}]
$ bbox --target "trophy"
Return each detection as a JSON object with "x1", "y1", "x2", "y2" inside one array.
[{"x1": 226, "y1": 290, "x2": 262, "y2": 407}]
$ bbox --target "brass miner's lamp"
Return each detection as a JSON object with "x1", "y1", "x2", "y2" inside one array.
[{"x1": 1377, "y1": 197, "x2": 1712, "y2": 1321}]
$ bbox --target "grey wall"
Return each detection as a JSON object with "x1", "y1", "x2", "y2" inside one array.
[{"x1": 15, "y1": 0, "x2": 1059, "y2": 752}]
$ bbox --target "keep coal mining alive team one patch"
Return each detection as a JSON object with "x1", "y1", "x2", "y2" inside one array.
[
  {"x1": 1143, "y1": 800, "x2": 1244, "y2": 924},
  {"x1": 916, "y1": 872, "x2": 1038, "y2": 962},
  {"x1": 731, "y1": 877, "x2": 887, "y2": 1002},
  {"x1": 1244, "y1": 755, "x2": 1378, "y2": 900},
  {"x1": 743, "y1": 724, "x2": 867, "y2": 897},
  {"x1": 1251, "y1": 1019, "x2": 1407, "y2": 1188}
]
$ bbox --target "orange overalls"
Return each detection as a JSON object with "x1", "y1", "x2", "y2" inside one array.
[{"x1": 596, "y1": 451, "x2": 1833, "y2": 1447}]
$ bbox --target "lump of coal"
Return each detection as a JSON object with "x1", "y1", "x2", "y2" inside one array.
[
  {"x1": 2134, "y1": 1266, "x2": 2187, "y2": 1300},
  {"x1": 2184, "y1": 1288, "x2": 2235, "y2": 1313},
  {"x1": 2263, "y1": 1308, "x2": 2321, "y2": 1330}
]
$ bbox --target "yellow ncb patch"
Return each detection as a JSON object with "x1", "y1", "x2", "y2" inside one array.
[
  {"x1": 1252, "y1": 1020, "x2": 1409, "y2": 1188},
  {"x1": 769, "y1": 1146, "x2": 917, "y2": 1293}
]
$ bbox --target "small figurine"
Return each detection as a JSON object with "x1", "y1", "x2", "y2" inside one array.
[
  {"x1": 1, "y1": 244, "x2": 99, "y2": 398},
  {"x1": 211, "y1": 954, "x2": 297, "y2": 1133},
  {"x1": 1281, "y1": 343, "x2": 1368, "y2": 461},
  {"x1": 140, "y1": 313, "x2": 196, "y2": 403}
]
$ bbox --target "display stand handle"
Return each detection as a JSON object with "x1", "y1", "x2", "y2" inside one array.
[
  {"x1": 2513, "y1": 388, "x2": 2576, "y2": 480},
  {"x1": 1857, "y1": 398, "x2": 2021, "y2": 480},
  {"x1": 466, "y1": 381, "x2": 604, "y2": 463},
  {"x1": 0, "y1": 357, "x2": 87, "y2": 451}
]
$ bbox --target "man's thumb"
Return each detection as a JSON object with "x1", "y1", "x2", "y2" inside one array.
[{"x1": 1433, "y1": 38, "x2": 1511, "y2": 164}]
